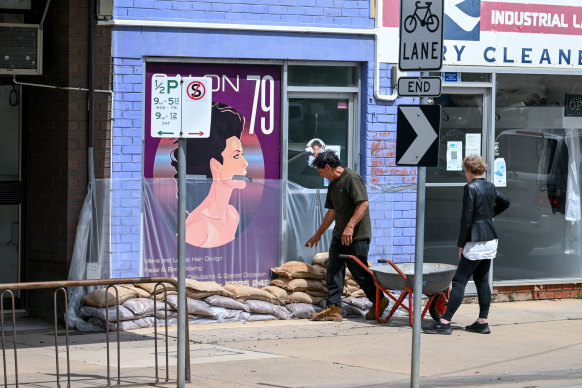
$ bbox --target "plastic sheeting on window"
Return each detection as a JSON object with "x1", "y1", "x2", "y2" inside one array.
[
  {"x1": 66, "y1": 177, "x2": 406, "y2": 329},
  {"x1": 67, "y1": 180, "x2": 111, "y2": 331},
  {"x1": 565, "y1": 129, "x2": 582, "y2": 255}
]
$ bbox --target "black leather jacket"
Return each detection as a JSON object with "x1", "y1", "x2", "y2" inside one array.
[{"x1": 457, "y1": 178, "x2": 510, "y2": 248}]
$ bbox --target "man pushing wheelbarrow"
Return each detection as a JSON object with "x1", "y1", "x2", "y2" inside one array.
[{"x1": 305, "y1": 151, "x2": 389, "y2": 321}]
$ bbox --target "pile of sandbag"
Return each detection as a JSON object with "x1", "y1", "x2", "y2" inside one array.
[{"x1": 77, "y1": 254, "x2": 383, "y2": 330}]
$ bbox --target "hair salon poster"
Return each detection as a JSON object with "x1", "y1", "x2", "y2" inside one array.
[{"x1": 143, "y1": 63, "x2": 281, "y2": 287}]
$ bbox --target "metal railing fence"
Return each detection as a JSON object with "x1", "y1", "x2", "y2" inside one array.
[{"x1": 0, "y1": 277, "x2": 190, "y2": 387}]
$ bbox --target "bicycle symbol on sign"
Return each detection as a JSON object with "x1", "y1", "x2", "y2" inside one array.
[{"x1": 404, "y1": 1, "x2": 440, "y2": 33}]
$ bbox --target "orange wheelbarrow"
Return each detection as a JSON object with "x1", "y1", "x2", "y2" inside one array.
[{"x1": 339, "y1": 254, "x2": 457, "y2": 326}]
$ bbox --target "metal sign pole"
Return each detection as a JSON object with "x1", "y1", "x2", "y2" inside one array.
[
  {"x1": 177, "y1": 137, "x2": 187, "y2": 387},
  {"x1": 411, "y1": 165, "x2": 426, "y2": 388}
]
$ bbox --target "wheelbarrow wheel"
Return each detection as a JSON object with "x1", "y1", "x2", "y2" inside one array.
[{"x1": 428, "y1": 292, "x2": 448, "y2": 321}]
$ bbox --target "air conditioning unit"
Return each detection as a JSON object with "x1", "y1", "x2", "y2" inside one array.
[{"x1": 0, "y1": 23, "x2": 42, "y2": 75}]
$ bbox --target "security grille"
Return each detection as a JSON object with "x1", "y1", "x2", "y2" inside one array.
[{"x1": 0, "y1": 24, "x2": 42, "y2": 75}]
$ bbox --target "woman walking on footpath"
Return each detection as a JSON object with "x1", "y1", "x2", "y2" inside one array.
[{"x1": 424, "y1": 155, "x2": 510, "y2": 335}]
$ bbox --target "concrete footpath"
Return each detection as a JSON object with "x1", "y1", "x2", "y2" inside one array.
[{"x1": 3, "y1": 299, "x2": 582, "y2": 388}]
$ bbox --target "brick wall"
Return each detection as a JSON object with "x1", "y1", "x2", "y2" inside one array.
[
  {"x1": 115, "y1": 0, "x2": 374, "y2": 28},
  {"x1": 24, "y1": 0, "x2": 111, "y2": 318},
  {"x1": 491, "y1": 284, "x2": 582, "y2": 302},
  {"x1": 364, "y1": 63, "x2": 418, "y2": 263}
]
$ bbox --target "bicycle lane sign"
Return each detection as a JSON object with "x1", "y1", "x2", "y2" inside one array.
[{"x1": 399, "y1": 0, "x2": 444, "y2": 71}]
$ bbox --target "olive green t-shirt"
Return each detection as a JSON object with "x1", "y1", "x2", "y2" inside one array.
[{"x1": 325, "y1": 168, "x2": 372, "y2": 241}]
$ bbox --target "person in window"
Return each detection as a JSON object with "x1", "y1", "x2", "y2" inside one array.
[
  {"x1": 305, "y1": 151, "x2": 388, "y2": 321},
  {"x1": 424, "y1": 155, "x2": 510, "y2": 335},
  {"x1": 305, "y1": 138, "x2": 326, "y2": 167},
  {"x1": 171, "y1": 102, "x2": 248, "y2": 248}
]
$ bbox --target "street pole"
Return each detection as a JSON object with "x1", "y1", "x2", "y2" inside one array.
[
  {"x1": 411, "y1": 165, "x2": 426, "y2": 388},
  {"x1": 177, "y1": 137, "x2": 186, "y2": 388}
]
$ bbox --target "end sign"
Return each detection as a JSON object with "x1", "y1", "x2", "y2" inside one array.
[{"x1": 399, "y1": 0, "x2": 444, "y2": 71}]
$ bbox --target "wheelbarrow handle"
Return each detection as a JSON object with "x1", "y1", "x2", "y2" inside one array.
[{"x1": 338, "y1": 254, "x2": 374, "y2": 277}]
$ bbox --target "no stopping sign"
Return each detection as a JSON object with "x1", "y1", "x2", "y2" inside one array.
[{"x1": 186, "y1": 80, "x2": 206, "y2": 100}]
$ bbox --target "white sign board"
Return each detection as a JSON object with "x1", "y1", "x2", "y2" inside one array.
[
  {"x1": 151, "y1": 74, "x2": 182, "y2": 138},
  {"x1": 150, "y1": 75, "x2": 212, "y2": 138},
  {"x1": 399, "y1": 0, "x2": 444, "y2": 71},
  {"x1": 447, "y1": 141, "x2": 462, "y2": 171},
  {"x1": 397, "y1": 76, "x2": 441, "y2": 97},
  {"x1": 381, "y1": 0, "x2": 582, "y2": 70},
  {"x1": 181, "y1": 77, "x2": 212, "y2": 138}
]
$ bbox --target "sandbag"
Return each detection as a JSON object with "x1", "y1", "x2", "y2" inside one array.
[
  {"x1": 342, "y1": 296, "x2": 372, "y2": 311},
  {"x1": 287, "y1": 278, "x2": 327, "y2": 293},
  {"x1": 134, "y1": 282, "x2": 177, "y2": 294},
  {"x1": 312, "y1": 252, "x2": 329, "y2": 266},
  {"x1": 185, "y1": 279, "x2": 233, "y2": 299},
  {"x1": 204, "y1": 295, "x2": 250, "y2": 311},
  {"x1": 153, "y1": 291, "x2": 178, "y2": 300},
  {"x1": 88, "y1": 316, "x2": 156, "y2": 331},
  {"x1": 261, "y1": 286, "x2": 290, "y2": 305},
  {"x1": 165, "y1": 294, "x2": 215, "y2": 318},
  {"x1": 81, "y1": 286, "x2": 136, "y2": 308},
  {"x1": 341, "y1": 304, "x2": 366, "y2": 318},
  {"x1": 350, "y1": 289, "x2": 366, "y2": 298},
  {"x1": 239, "y1": 312, "x2": 278, "y2": 321},
  {"x1": 286, "y1": 303, "x2": 322, "y2": 319},
  {"x1": 269, "y1": 277, "x2": 290, "y2": 290},
  {"x1": 345, "y1": 277, "x2": 359, "y2": 288},
  {"x1": 122, "y1": 298, "x2": 171, "y2": 316},
  {"x1": 244, "y1": 299, "x2": 292, "y2": 320},
  {"x1": 79, "y1": 305, "x2": 136, "y2": 322},
  {"x1": 271, "y1": 261, "x2": 325, "y2": 280},
  {"x1": 288, "y1": 292, "x2": 323, "y2": 305},
  {"x1": 313, "y1": 264, "x2": 327, "y2": 275},
  {"x1": 223, "y1": 284, "x2": 279, "y2": 304},
  {"x1": 120, "y1": 284, "x2": 151, "y2": 298},
  {"x1": 305, "y1": 289, "x2": 328, "y2": 298}
]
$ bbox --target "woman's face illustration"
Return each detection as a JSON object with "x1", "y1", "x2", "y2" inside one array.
[{"x1": 218, "y1": 136, "x2": 248, "y2": 188}]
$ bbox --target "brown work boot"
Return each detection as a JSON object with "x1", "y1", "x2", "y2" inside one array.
[
  {"x1": 310, "y1": 304, "x2": 343, "y2": 322},
  {"x1": 365, "y1": 297, "x2": 389, "y2": 320}
]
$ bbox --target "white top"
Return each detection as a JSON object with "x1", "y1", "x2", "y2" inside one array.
[{"x1": 463, "y1": 239, "x2": 498, "y2": 260}]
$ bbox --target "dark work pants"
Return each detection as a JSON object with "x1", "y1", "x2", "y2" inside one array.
[
  {"x1": 442, "y1": 255, "x2": 492, "y2": 321},
  {"x1": 326, "y1": 237, "x2": 378, "y2": 307}
]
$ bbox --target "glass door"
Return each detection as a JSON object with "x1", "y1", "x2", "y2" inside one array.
[
  {"x1": 0, "y1": 84, "x2": 22, "y2": 298},
  {"x1": 287, "y1": 94, "x2": 354, "y2": 188},
  {"x1": 284, "y1": 92, "x2": 356, "y2": 262},
  {"x1": 424, "y1": 88, "x2": 491, "y2": 289}
]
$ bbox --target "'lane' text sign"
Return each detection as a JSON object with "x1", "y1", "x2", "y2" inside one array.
[{"x1": 399, "y1": 0, "x2": 444, "y2": 71}]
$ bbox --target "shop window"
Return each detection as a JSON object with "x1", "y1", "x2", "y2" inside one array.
[
  {"x1": 288, "y1": 65, "x2": 357, "y2": 87},
  {"x1": 283, "y1": 64, "x2": 358, "y2": 261},
  {"x1": 287, "y1": 97, "x2": 349, "y2": 189},
  {"x1": 493, "y1": 73, "x2": 582, "y2": 281}
]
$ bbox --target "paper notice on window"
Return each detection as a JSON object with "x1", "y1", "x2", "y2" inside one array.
[
  {"x1": 465, "y1": 133, "x2": 481, "y2": 157},
  {"x1": 494, "y1": 158, "x2": 507, "y2": 187},
  {"x1": 326, "y1": 145, "x2": 341, "y2": 159},
  {"x1": 447, "y1": 141, "x2": 462, "y2": 171}
]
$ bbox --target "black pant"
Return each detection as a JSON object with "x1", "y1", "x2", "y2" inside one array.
[
  {"x1": 326, "y1": 237, "x2": 378, "y2": 307},
  {"x1": 442, "y1": 255, "x2": 491, "y2": 321}
]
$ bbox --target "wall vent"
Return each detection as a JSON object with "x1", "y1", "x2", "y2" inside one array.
[{"x1": 0, "y1": 23, "x2": 42, "y2": 75}]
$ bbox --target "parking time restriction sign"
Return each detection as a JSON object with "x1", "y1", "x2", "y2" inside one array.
[
  {"x1": 150, "y1": 75, "x2": 212, "y2": 138},
  {"x1": 151, "y1": 74, "x2": 182, "y2": 138}
]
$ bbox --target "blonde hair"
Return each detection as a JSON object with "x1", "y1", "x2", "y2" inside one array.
[{"x1": 462, "y1": 155, "x2": 487, "y2": 175}]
